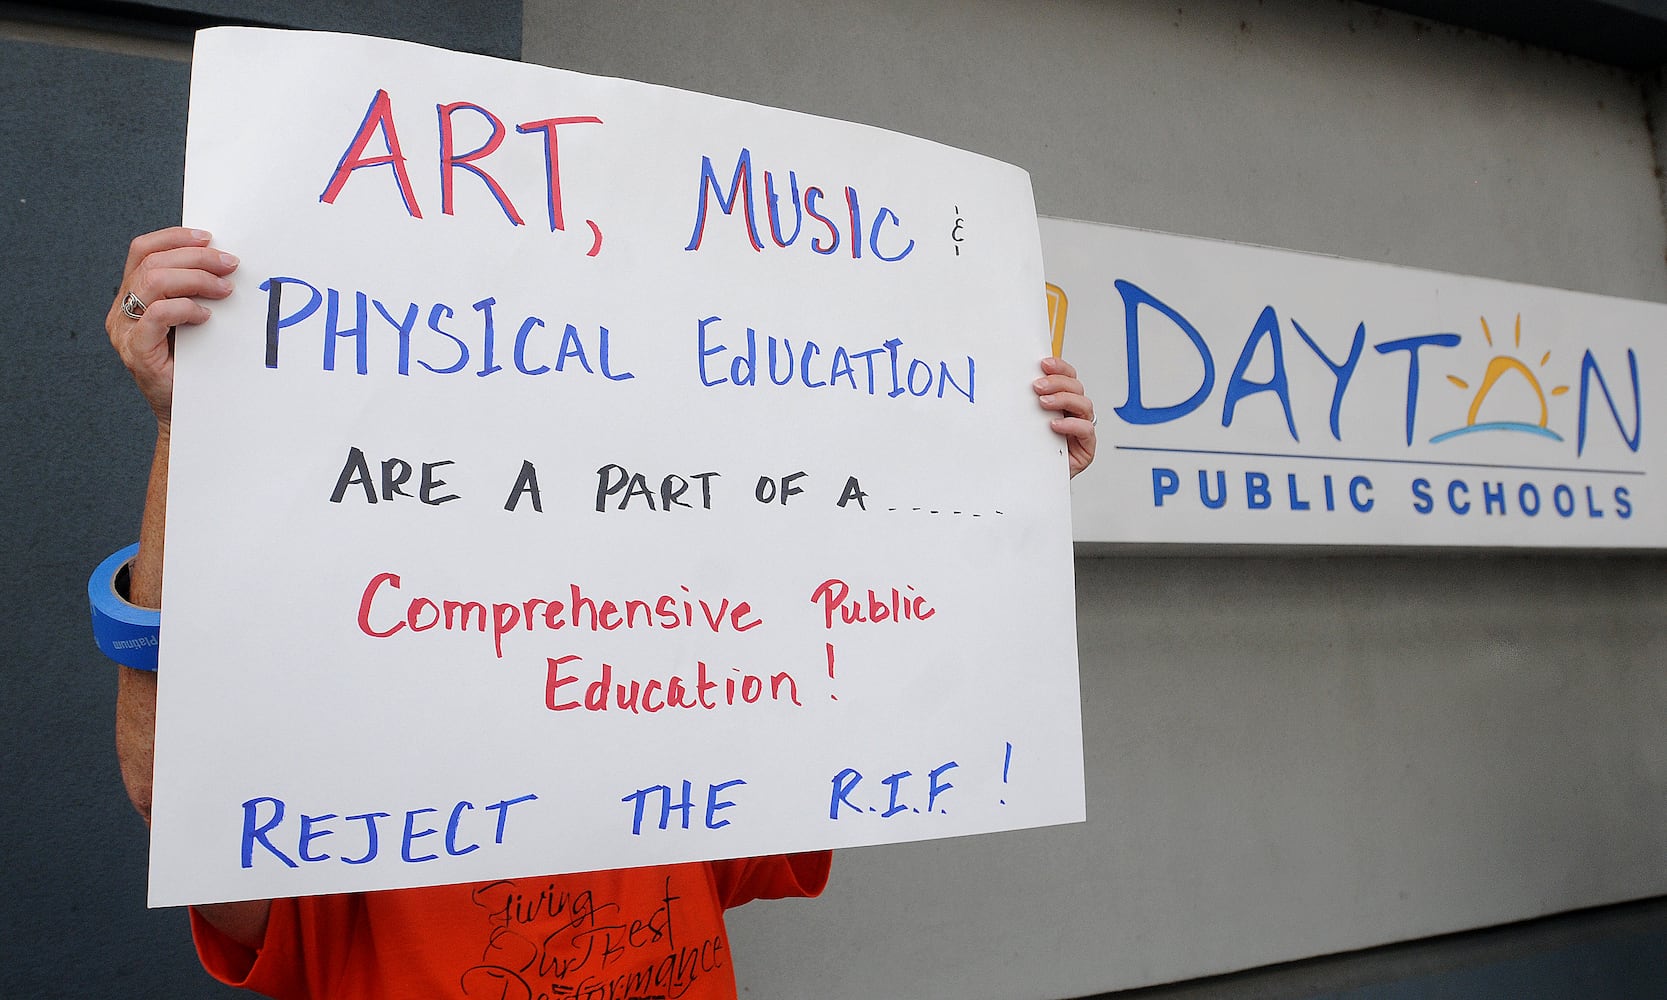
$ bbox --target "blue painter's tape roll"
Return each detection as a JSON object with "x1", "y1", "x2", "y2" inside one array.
[{"x1": 89, "y1": 543, "x2": 161, "y2": 671}]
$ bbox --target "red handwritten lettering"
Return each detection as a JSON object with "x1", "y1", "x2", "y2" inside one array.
[
  {"x1": 544, "y1": 656, "x2": 801, "y2": 714},
  {"x1": 809, "y1": 578, "x2": 935, "y2": 629},
  {"x1": 357, "y1": 573, "x2": 764, "y2": 658}
]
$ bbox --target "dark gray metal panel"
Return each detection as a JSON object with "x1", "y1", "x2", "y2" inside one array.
[
  {"x1": 158, "y1": 0, "x2": 521, "y2": 57},
  {"x1": 0, "y1": 6, "x2": 522, "y2": 997},
  {"x1": 1372, "y1": 0, "x2": 1667, "y2": 68},
  {"x1": 0, "y1": 36, "x2": 243, "y2": 1000},
  {"x1": 0, "y1": 4, "x2": 506, "y2": 994},
  {"x1": 4, "y1": 0, "x2": 522, "y2": 58},
  {"x1": 1093, "y1": 896, "x2": 1667, "y2": 999},
  {"x1": 1602, "y1": 0, "x2": 1667, "y2": 18}
]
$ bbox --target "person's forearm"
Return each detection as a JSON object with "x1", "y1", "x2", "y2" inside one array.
[
  {"x1": 115, "y1": 426, "x2": 169, "y2": 823},
  {"x1": 132, "y1": 423, "x2": 168, "y2": 605},
  {"x1": 115, "y1": 427, "x2": 274, "y2": 949}
]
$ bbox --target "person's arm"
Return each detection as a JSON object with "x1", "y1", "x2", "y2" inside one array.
[
  {"x1": 1033, "y1": 355, "x2": 1096, "y2": 477},
  {"x1": 107, "y1": 226, "x2": 271, "y2": 949},
  {"x1": 113, "y1": 430, "x2": 166, "y2": 824}
]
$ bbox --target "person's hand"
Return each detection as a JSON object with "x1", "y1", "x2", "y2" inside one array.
[
  {"x1": 1034, "y1": 356, "x2": 1096, "y2": 478},
  {"x1": 106, "y1": 227, "x2": 238, "y2": 430}
]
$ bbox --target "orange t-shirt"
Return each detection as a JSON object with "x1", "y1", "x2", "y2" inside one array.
[{"x1": 191, "y1": 854, "x2": 831, "y2": 1000}]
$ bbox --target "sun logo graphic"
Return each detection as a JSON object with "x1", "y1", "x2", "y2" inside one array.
[
  {"x1": 1430, "y1": 314, "x2": 1572, "y2": 444},
  {"x1": 1045, "y1": 282, "x2": 1068, "y2": 358}
]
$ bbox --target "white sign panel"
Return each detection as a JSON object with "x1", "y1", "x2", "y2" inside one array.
[
  {"x1": 149, "y1": 29, "x2": 1083, "y2": 907},
  {"x1": 1043, "y1": 218, "x2": 1665, "y2": 548}
]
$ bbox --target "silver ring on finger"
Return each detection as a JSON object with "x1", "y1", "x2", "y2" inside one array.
[{"x1": 121, "y1": 291, "x2": 148, "y2": 320}]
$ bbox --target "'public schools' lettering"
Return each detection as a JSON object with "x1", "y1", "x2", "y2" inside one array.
[{"x1": 1148, "y1": 466, "x2": 1634, "y2": 520}]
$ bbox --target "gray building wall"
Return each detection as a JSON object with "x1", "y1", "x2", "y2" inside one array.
[
  {"x1": 520, "y1": 1, "x2": 1667, "y2": 997},
  {"x1": 3, "y1": 1, "x2": 1663, "y2": 998}
]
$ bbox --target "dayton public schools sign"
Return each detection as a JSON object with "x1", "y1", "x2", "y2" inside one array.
[{"x1": 1043, "y1": 219, "x2": 1664, "y2": 549}]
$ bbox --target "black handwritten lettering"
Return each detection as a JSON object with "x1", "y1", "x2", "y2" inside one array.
[{"x1": 464, "y1": 875, "x2": 720, "y2": 999}]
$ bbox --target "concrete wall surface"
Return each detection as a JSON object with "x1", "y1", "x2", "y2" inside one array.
[
  {"x1": 0, "y1": 6, "x2": 509, "y2": 999},
  {"x1": 0, "y1": 27, "x2": 221, "y2": 1000},
  {"x1": 524, "y1": 1, "x2": 1667, "y2": 997}
]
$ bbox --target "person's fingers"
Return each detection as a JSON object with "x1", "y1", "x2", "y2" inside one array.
[
  {"x1": 1035, "y1": 373, "x2": 1084, "y2": 396},
  {"x1": 109, "y1": 248, "x2": 236, "y2": 353},
  {"x1": 1035, "y1": 359, "x2": 1091, "y2": 418},
  {"x1": 115, "y1": 298, "x2": 208, "y2": 365},
  {"x1": 109, "y1": 242, "x2": 236, "y2": 335},
  {"x1": 108, "y1": 231, "x2": 234, "y2": 426},
  {"x1": 1039, "y1": 355, "x2": 1079, "y2": 380},
  {"x1": 1050, "y1": 415, "x2": 1097, "y2": 478},
  {"x1": 1036, "y1": 388, "x2": 1095, "y2": 424},
  {"x1": 125, "y1": 264, "x2": 234, "y2": 315},
  {"x1": 1049, "y1": 414, "x2": 1095, "y2": 437},
  {"x1": 137, "y1": 243, "x2": 240, "y2": 279},
  {"x1": 123, "y1": 227, "x2": 213, "y2": 280},
  {"x1": 1037, "y1": 358, "x2": 1096, "y2": 477}
]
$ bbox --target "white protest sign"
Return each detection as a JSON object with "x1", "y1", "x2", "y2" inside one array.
[
  {"x1": 149, "y1": 29, "x2": 1083, "y2": 907},
  {"x1": 1044, "y1": 218, "x2": 1666, "y2": 549}
]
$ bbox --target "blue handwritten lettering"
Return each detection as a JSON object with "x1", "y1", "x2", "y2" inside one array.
[{"x1": 239, "y1": 793, "x2": 535, "y2": 869}]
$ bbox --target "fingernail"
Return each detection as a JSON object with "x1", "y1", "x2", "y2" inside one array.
[
  {"x1": 1033, "y1": 378, "x2": 1047, "y2": 390},
  {"x1": 220, "y1": 252, "x2": 239, "y2": 267},
  {"x1": 216, "y1": 278, "x2": 233, "y2": 293},
  {"x1": 191, "y1": 229, "x2": 211, "y2": 241}
]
